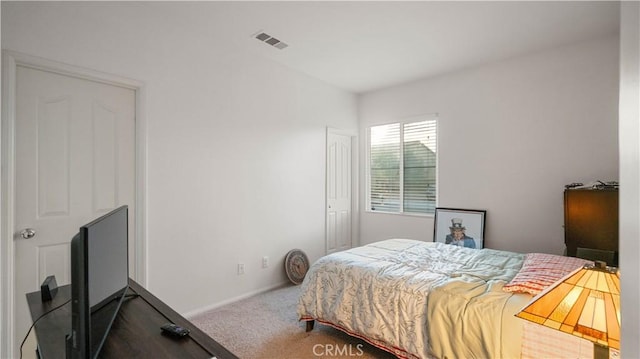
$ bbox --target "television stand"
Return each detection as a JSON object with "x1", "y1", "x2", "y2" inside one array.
[{"x1": 26, "y1": 278, "x2": 238, "y2": 359}]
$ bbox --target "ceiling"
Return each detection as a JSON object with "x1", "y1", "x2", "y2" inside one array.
[
  {"x1": 15, "y1": 1, "x2": 616, "y2": 94},
  {"x1": 214, "y1": 1, "x2": 620, "y2": 94}
]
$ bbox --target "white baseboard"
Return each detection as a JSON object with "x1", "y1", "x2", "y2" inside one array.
[{"x1": 182, "y1": 281, "x2": 290, "y2": 319}]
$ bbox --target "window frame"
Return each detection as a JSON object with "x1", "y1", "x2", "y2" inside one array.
[{"x1": 366, "y1": 114, "x2": 438, "y2": 217}]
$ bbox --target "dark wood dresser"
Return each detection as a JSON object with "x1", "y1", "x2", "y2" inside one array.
[
  {"x1": 26, "y1": 279, "x2": 238, "y2": 359},
  {"x1": 564, "y1": 188, "x2": 619, "y2": 266}
]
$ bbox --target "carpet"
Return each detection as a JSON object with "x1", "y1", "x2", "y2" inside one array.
[{"x1": 190, "y1": 284, "x2": 397, "y2": 359}]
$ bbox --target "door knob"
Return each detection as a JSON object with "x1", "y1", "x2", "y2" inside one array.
[{"x1": 19, "y1": 228, "x2": 36, "y2": 239}]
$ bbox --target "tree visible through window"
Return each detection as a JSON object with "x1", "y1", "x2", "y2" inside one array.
[{"x1": 369, "y1": 117, "x2": 437, "y2": 214}]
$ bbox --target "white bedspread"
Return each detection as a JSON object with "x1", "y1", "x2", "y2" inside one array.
[{"x1": 297, "y1": 239, "x2": 528, "y2": 359}]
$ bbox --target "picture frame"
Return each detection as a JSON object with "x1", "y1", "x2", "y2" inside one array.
[{"x1": 433, "y1": 207, "x2": 486, "y2": 249}]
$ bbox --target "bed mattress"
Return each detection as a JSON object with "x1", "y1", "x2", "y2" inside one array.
[{"x1": 297, "y1": 238, "x2": 532, "y2": 359}]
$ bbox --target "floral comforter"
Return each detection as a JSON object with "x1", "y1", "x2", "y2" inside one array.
[{"x1": 297, "y1": 239, "x2": 527, "y2": 359}]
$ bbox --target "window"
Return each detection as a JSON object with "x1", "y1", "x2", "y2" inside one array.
[{"x1": 368, "y1": 116, "x2": 437, "y2": 214}]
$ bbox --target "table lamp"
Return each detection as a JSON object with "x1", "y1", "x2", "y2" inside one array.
[{"x1": 515, "y1": 261, "x2": 620, "y2": 359}]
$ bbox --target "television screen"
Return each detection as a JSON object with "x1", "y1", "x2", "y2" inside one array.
[{"x1": 69, "y1": 205, "x2": 129, "y2": 359}]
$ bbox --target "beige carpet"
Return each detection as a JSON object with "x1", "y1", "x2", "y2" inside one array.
[{"x1": 190, "y1": 284, "x2": 397, "y2": 359}]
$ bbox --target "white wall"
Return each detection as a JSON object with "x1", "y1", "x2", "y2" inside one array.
[
  {"x1": 359, "y1": 35, "x2": 619, "y2": 255},
  {"x1": 619, "y1": 2, "x2": 640, "y2": 357},
  {"x1": 1, "y1": 3, "x2": 358, "y2": 314}
]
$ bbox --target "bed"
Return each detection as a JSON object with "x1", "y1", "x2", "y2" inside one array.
[{"x1": 297, "y1": 238, "x2": 590, "y2": 359}]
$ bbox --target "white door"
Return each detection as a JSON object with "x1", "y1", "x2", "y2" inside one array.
[
  {"x1": 326, "y1": 131, "x2": 352, "y2": 254},
  {"x1": 13, "y1": 65, "x2": 136, "y2": 351}
]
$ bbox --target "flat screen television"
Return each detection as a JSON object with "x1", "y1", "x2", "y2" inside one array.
[{"x1": 68, "y1": 205, "x2": 129, "y2": 359}]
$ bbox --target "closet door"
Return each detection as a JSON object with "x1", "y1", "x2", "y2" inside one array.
[{"x1": 326, "y1": 130, "x2": 352, "y2": 254}]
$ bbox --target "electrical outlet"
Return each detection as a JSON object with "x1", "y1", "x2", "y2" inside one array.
[
  {"x1": 262, "y1": 256, "x2": 269, "y2": 268},
  {"x1": 237, "y1": 263, "x2": 245, "y2": 275}
]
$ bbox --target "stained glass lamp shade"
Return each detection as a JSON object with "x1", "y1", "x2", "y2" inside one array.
[{"x1": 515, "y1": 261, "x2": 620, "y2": 359}]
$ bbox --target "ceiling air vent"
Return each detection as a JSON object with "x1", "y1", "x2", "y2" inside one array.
[{"x1": 254, "y1": 31, "x2": 289, "y2": 50}]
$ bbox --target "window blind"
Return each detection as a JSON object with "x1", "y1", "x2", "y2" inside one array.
[
  {"x1": 369, "y1": 118, "x2": 437, "y2": 214},
  {"x1": 370, "y1": 123, "x2": 400, "y2": 212},
  {"x1": 403, "y1": 120, "x2": 437, "y2": 213}
]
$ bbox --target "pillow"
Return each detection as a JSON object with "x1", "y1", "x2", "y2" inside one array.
[{"x1": 503, "y1": 253, "x2": 590, "y2": 295}]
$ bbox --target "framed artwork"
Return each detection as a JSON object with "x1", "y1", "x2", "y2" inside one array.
[{"x1": 433, "y1": 207, "x2": 486, "y2": 249}]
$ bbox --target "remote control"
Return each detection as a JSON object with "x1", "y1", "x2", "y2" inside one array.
[{"x1": 160, "y1": 323, "x2": 190, "y2": 337}]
